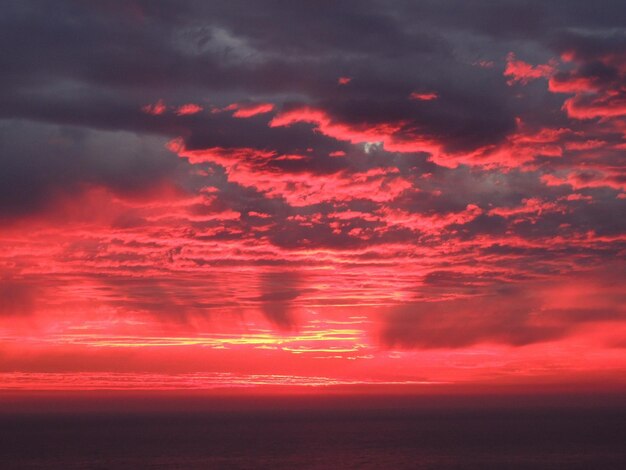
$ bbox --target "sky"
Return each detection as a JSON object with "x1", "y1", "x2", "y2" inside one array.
[{"x1": 0, "y1": 0, "x2": 625, "y2": 394}]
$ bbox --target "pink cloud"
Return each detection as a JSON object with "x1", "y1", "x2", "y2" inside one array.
[
  {"x1": 226, "y1": 102, "x2": 275, "y2": 118},
  {"x1": 175, "y1": 103, "x2": 203, "y2": 116},
  {"x1": 141, "y1": 99, "x2": 167, "y2": 115},
  {"x1": 504, "y1": 53, "x2": 555, "y2": 85},
  {"x1": 409, "y1": 91, "x2": 438, "y2": 101},
  {"x1": 269, "y1": 106, "x2": 441, "y2": 155}
]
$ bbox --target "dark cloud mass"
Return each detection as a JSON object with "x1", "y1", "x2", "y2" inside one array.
[
  {"x1": 0, "y1": 0, "x2": 625, "y2": 351},
  {"x1": 0, "y1": 280, "x2": 39, "y2": 316},
  {"x1": 383, "y1": 269, "x2": 626, "y2": 349}
]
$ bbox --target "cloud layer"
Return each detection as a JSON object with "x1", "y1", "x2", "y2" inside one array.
[{"x1": 0, "y1": 1, "x2": 625, "y2": 390}]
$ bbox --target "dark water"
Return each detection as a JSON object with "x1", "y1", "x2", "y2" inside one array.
[{"x1": 1, "y1": 408, "x2": 625, "y2": 469}]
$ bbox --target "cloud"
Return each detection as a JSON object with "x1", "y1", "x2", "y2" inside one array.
[
  {"x1": 0, "y1": 0, "x2": 625, "y2": 385},
  {"x1": 225, "y1": 102, "x2": 275, "y2": 118},
  {"x1": 0, "y1": 279, "x2": 38, "y2": 317},
  {"x1": 504, "y1": 53, "x2": 555, "y2": 85},
  {"x1": 0, "y1": 120, "x2": 182, "y2": 219},
  {"x1": 382, "y1": 269, "x2": 626, "y2": 349},
  {"x1": 249, "y1": 271, "x2": 309, "y2": 329},
  {"x1": 175, "y1": 103, "x2": 203, "y2": 116}
]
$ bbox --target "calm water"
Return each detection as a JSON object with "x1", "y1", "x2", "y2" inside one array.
[{"x1": 1, "y1": 408, "x2": 625, "y2": 469}]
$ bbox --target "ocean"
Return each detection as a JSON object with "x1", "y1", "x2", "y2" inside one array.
[{"x1": 1, "y1": 405, "x2": 625, "y2": 469}]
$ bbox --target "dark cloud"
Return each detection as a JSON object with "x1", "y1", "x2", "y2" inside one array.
[
  {"x1": 382, "y1": 297, "x2": 563, "y2": 349},
  {"x1": 93, "y1": 275, "x2": 243, "y2": 322},
  {"x1": 0, "y1": 120, "x2": 183, "y2": 219},
  {"x1": 2, "y1": 0, "x2": 622, "y2": 178},
  {"x1": 249, "y1": 271, "x2": 309, "y2": 329},
  {"x1": 382, "y1": 270, "x2": 626, "y2": 349},
  {"x1": 0, "y1": 280, "x2": 38, "y2": 317},
  {"x1": 0, "y1": 0, "x2": 515, "y2": 156}
]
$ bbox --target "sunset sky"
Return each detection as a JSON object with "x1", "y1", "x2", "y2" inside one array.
[{"x1": 1, "y1": 0, "x2": 625, "y2": 394}]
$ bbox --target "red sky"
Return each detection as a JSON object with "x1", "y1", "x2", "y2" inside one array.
[{"x1": 1, "y1": 1, "x2": 625, "y2": 394}]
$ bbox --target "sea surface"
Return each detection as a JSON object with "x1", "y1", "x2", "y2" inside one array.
[{"x1": 1, "y1": 407, "x2": 625, "y2": 469}]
